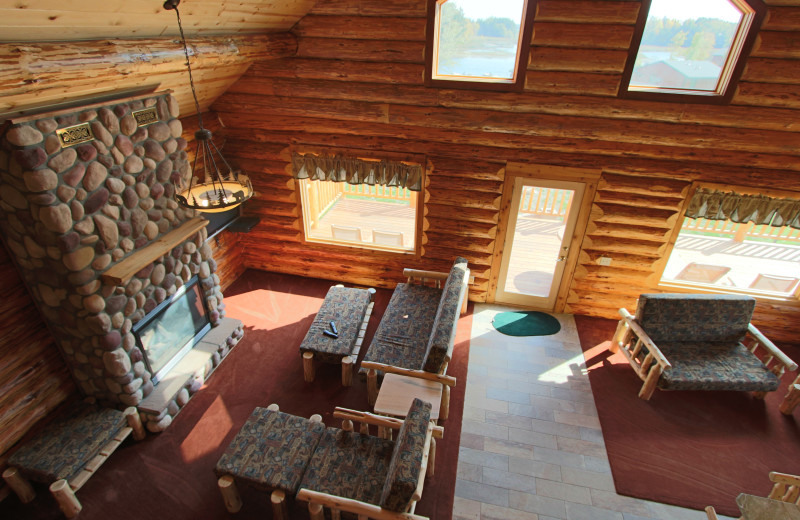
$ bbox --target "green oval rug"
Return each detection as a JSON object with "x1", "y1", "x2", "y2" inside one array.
[{"x1": 492, "y1": 310, "x2": 561, "y2": 337}]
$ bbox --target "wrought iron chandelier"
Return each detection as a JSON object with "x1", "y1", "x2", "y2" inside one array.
[{"x1": 164, "y1": 0, "x2": 253, "y2": 213}]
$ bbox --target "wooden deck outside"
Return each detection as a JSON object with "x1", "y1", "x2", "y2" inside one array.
[
  {"x1": 308, "y1": 198, "x2": 416, "y2": 249},
  {"x1": 503, "y1": 214, "x2": 564, "y2": 296},
  {"x1": 664, "y1": 235, "x2": 800, "y2": 292}
]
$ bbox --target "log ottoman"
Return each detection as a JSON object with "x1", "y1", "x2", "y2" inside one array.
[
  {"x1": 214, "y1": 404, "x2": 325, "y2": 519},
  {"x1": 2, "y1": 400, "x2": 144, "y2": 518},
  {"x1": 299, "y1": 284, "x2": 375, "y2": 386}
]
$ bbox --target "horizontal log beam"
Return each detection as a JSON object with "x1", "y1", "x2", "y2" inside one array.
[
  {"x1": 221, "y1": 121, "x2": 800, "y2": 184},
  {"x1": 310, "y1": 0, "x2": 427, "y2": 17},
  {"x1": 534, "y1": 0, "x2": 641, "y2": 24},
  {"x1": 0, "y1": 33, "x2": 296, "y2": 116},
  {"x1": 293, "y1": 15, "x2": 425, "y2": 40}
]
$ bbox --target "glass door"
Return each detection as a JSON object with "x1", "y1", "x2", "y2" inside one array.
[{"x1": 495, "y1": 177, "x2": 585, "y2": 309}]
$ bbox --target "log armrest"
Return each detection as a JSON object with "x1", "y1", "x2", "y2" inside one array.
[
  {"x1": 360, "y1": 362, "x2": 457, "y2": 387},
  {"x1": 612, "y1": 308, "x2": 672, "y2": 400},
  {"x1": 297, "y1": 489, "x2": 430, "y2": 520},
  {"x1": 746, "y1": 324, "x2": 798, "y2": 374},
  {"x1": 333, "y1": 407, "x2": 444, "y2": 439},
  {"x1": 361, "y1": 361, "x2": 456, "y2": 415},
  {"x1": 403, "y1": 268, "x2": 449, "y2": 286}
]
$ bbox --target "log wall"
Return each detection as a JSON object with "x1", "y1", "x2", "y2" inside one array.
[
  {"x1": 212, "y1": 0, "x2": 800, "y2": 346},
  {"x1": 0, "y1": 243, "x2": 75, "y2": 467}
]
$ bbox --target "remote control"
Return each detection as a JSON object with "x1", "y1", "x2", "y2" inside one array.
[
  {"x1": 323, "y1": 329, "x2": 338, "y2": 339},
  {"x1": 330, "y1": 321, "x2": 338, "y2": 335}
]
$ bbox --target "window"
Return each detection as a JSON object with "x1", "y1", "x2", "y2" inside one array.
[
  {"x1": 621, "y1": 0, "x2": 765, "y2": 102},
  {"x1": 660, "y1": 187, "x2": 800, "y2": 299},
  {"x1": 292, "y1": 152, "x2": 423, "y2": 254},
  {"x1": 425, "y1": 0, "x2": 536, "y2": 90}
]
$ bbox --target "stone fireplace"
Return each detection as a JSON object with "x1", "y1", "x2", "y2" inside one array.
[{"x1": 0, "y1": 91, "x2": 243, "y2": 432}]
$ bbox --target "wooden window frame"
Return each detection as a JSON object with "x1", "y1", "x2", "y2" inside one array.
[
  {"x1": 293, "y1": 147, "x2": 428, "y2": 258},
  {"x1": 424, "y1": 0, "x2": 537, "y2": 92},
  {"x1": 619, "y1": 0, "x2": 766, "y2": 104},
  {"x1": 658, "y1": 182, "x2": 800, "y2": 303}
]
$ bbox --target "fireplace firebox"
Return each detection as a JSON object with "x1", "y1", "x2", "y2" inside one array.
[{"x1": 133, "y1": 276, "x2": 211, "y2": 384}]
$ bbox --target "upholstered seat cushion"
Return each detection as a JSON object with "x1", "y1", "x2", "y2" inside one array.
[
  {"x1": 215, "y1": 407, "x2": 325, "y2": 492},
  {"x1": 8, "y1": 401, "x2": 127, "y2": 483},
  {"x1": 362, "y1": 283, "x2": 442, "y2": 371},
  {"x1": 657, "y1": 341, "x2": 780, "y2": 392},
  {"x1": 298, "y1": 427, "x2": 395, "y2": 505},
  {"x1": 380, "y1": 398, "x2": 432, "y2": 511},
  {"x1": 422, "y1": 257, "x2": 468, "y2": 374}
]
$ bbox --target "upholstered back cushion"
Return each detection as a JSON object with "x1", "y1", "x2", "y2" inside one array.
[
  {"x1": 379, "y1": 398, "x2": 432, "y2": 511},
  {"x1": 635, "y1": 293, "x2": 755, "y2": 343},
  {"x1": 422, "y1": 257, "x2": 468, "y2": 373}
]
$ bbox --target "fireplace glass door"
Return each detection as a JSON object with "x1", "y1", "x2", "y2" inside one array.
[{"x1": 134, "y1": 277, "x2": 211, "y2": 384}]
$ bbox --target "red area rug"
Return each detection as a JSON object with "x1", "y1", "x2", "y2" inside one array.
[
  {"x1": 574, "y1": 315, "x2": 800, "y2": 517},
  {"x1": 0, "y1": 270, "x2": 471, "y2": 520}
]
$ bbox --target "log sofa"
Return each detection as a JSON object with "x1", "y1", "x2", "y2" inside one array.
[
  {"x1": 612, "y1": 294, "x2": 798, "y2": 401},
  {"x1": 360, "y1": 257, "x2": 470, "y2": 416}
]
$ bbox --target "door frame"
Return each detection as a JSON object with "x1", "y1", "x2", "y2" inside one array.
[{"x1": 488, "y1": 163, "x2": 600, "y2": 312}]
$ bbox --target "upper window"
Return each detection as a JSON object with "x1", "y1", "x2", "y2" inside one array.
[
  {"x1": 425, "y1": 0, "x2": 536, "y2": 90},
  {"x1": 621, "y1": 0, "x2": 765, "y2": 103},
  {"x1": 660, "y1": 187, "x2": 800, "y2": 299}
]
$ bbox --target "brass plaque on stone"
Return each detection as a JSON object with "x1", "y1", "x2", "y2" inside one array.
[
  {"x1": 56, "y1": 123, "x2": 94, "y2": 148},
  {"x1": 132, "y1": 107, "x2": 159, "y2": 127}
]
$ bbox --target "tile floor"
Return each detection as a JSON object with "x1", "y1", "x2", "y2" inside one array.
[{"x1": 453, "y1": 304, "x2": 734, "y2": 520}]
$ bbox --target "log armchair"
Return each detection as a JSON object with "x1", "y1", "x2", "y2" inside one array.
[
  {"x1": 705, "y1": 471, "x2": 800, "y2": 519},
  {"x1": 611, "y1": 294, "x2": 797, "y2": 401},
  {"x1": 296, "y1": 398, "x2": 442, "y2": 520}
]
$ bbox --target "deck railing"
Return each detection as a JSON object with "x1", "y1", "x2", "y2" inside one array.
[
  {"x1": 519, "y1": 187, "x2": 573, "y2": 218},
  {"x1": 303, "y1": 179, "x2": 416, "y2": 229},
  {"x1": 682, "y1": 218, "x2": 800, "y2": 244},
  {"x1": 342, "y1": 183, "x2": 412, "y2": 202}
]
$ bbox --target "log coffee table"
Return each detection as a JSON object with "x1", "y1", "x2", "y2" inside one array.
[
  {"x1": 299, "y1": 284, "x2": 375, "y2": 386},
  {"x1": 214, "y1": 404, "x2": 325, "y2": 520}
]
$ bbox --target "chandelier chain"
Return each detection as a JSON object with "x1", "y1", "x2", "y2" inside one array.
[{"x1": 172, "y1": 4, "x2": 204, "y2": 129}]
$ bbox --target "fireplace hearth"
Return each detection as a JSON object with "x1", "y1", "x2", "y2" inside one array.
[{"x1": 0, "y1": 91, "x2": 244, "y2": 432}]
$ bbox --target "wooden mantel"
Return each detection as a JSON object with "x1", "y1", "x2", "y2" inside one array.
[{"x1": 101, "y1": 217, "x2": 208, "y2": 286}]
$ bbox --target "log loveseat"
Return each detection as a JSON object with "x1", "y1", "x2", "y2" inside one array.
[
  {"x1": 360, "y1": 257, "x2": 470, "y2": 417},
  {"x1": 612, "y1": 293, "x2": 798, "y2": 400}
]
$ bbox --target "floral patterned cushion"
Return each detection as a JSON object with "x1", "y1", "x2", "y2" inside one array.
[
  {"x1": 656, "y1": 341, "x2": 780, "y2": 392},
  {"x1": 8, "y1": 401, "x2": 127, "y2": 483},
  {"x1": 299, "y1": 286, "x2": 373, "y2": 364},
  {"x1": 214, "y1": 407, "x2": 325, "y2": 493},
  {"x1": 422, "y1": 257, "x2": 468, "y2": 374},
  {"x1": 298, "y1": 427, "x2": 394, "y2": 504},
  {"x1": 379, "y1": 398, "x2": 432, "y2": 511},
  {"x1": 362, "y1": 283, "x2": 442, "y2": 372},
  {"x1": 636, "y1": 294, "x2": 755, "y2": 343}
]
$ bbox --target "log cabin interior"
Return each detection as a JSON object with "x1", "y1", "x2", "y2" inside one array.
[{"x1": 0, "y1": 0, "x2": 799, "y2": 519}]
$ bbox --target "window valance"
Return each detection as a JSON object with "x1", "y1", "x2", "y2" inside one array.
[
  {"x1": 291, "y1": 152, "x2": 423, "y2": 192},
  {"x1": 686, "y1": 188, "x2": 800, "y2": 229}
]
